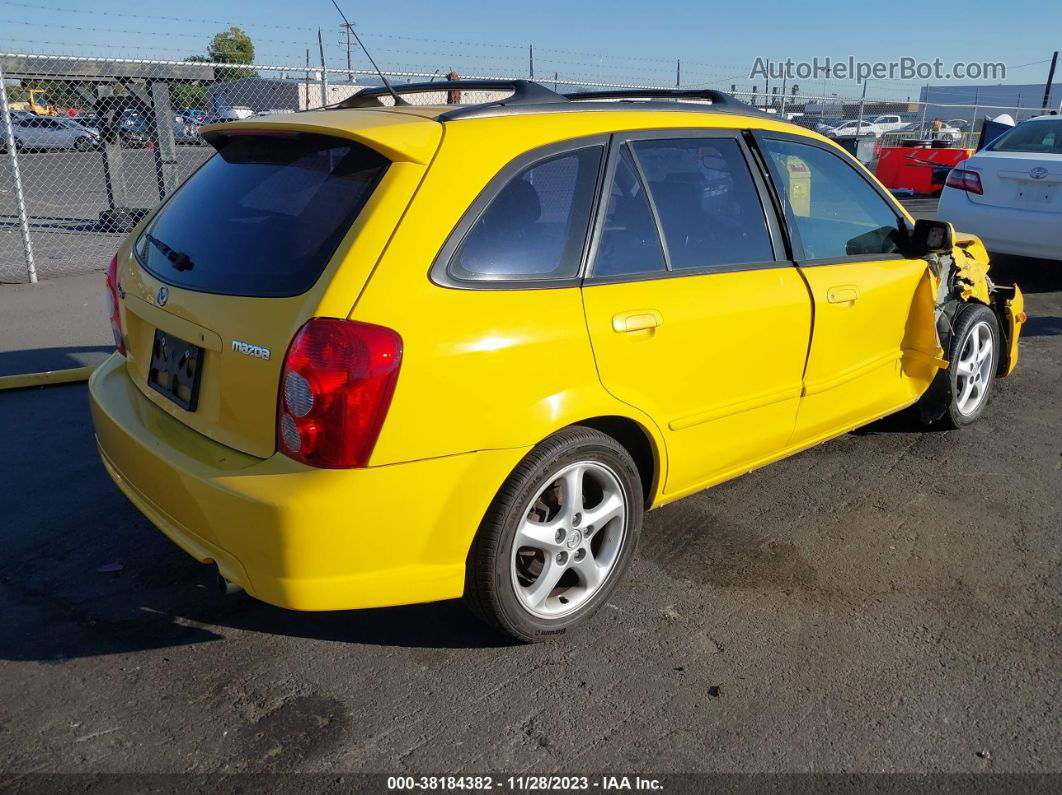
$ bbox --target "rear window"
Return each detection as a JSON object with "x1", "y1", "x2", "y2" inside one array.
[
  {"x1": 135, "y1": 132, "x2": 388, "y2": 297},
  {"x1": 987, "y1": 120, "x2": 1062, "y2": 154}
]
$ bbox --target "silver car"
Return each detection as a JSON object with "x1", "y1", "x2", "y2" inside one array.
[{"x1": 9, "y1": 115, "x2": 99, "y2": 151}]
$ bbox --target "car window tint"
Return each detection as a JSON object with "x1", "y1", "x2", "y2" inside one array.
[
  {"x1": 631, "y1": 138, "x2": 774, "y2": 270},
  {"x1": 988, "y1": 120, "x2": 1062, "y2": 154},
  {"x1": 762, "y1": 139, "x2": 904, "y2": 259},
  {"x1": 591, "y1": 145, "x2": 667, "y2": 277},
  {"x1": 449, "y1": 147, "x2": 602, "y2": 281},
  {"x1": 135, "y1": 133, "x2": 388, "y2": 297}
]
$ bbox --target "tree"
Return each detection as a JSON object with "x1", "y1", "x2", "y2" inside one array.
[{"x1": 207, "y1": 27, "x2": 255, "y2": 80}]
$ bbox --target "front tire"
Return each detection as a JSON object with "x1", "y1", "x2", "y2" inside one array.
[
  {"x1": 918, "y1": 303, "x2": 1000, "y2": 429},
  {"x1": 464, "y1": 427, "x2": 643, "y2": 642}
]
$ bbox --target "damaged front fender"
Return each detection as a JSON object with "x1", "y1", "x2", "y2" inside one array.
[{"x1": 923, "y1": 227, "x2": 1025, "y2": 378}]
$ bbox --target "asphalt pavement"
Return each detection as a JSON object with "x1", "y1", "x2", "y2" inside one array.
[{"x1": 0, "y1": 247, "x2": 1060, "y2": 781}]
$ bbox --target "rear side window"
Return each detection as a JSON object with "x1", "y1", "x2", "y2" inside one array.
[
  {"x1": 135, "y1": 133, "x2": 388, "y2": 297},
  {"x1": 593, "y1": 145, "x2": 667, "y2": 277},
  {"x1": 987, "y1": 120, "x2": 1062, "y2": 154},
  {"x1": 632, "y1": 138, "x2": 774, "y2": 269},
  {"x1": 448, "y1": 147, "x2": 602, "y2": 282}
]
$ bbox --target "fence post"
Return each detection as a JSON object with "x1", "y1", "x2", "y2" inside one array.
[
  {"x1": 0, "y1": 62, "x2": 37, "y2": 283},
  {"x1": 856, "y1": 79, "x2": 867, "y2": 133},
  {"x1": 149, "y1": 81, "x2": 179, "y2": 199},
  {"x1": 318, "y1": 29, "x2": 329, "y2": 107}
]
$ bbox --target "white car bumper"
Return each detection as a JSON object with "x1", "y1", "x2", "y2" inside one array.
[{"x1": 937, "y1": 187, "x2": 1062, "y2": 260}]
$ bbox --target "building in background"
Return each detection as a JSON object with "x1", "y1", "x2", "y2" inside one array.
[{"x1": 920, "y1": 83, "x2": 1062, "y2": 124}]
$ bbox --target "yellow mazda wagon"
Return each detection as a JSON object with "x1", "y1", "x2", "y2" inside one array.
[{"x1": 89, "y1": 81, "x2": 1025, "y2": 641}]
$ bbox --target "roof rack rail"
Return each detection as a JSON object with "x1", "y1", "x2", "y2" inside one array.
[
  {"x1": 564, "y1": 88, "x2": 736, "y2": 105},
  {"x1": 332, "y1": 79, "x2": 567, "y2": 110}
]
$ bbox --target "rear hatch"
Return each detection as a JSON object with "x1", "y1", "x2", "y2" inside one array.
[
  {"x1": 117, "y1": 110, "x2": 441, "y2": 458},
  {"x1": 965, "y1": 118, "x2": 1062, "y2": 212}
]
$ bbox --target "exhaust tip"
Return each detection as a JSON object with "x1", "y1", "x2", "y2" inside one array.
[{"x1": 215, "y1": 569, "x2": 243, "y2": 597}]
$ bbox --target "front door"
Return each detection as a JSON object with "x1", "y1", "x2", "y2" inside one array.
[
  {"x1": 581, "y1": 132, "x2": 812, "y2": 497},
  {"x1": 755, "y1": 134, "x2": 940, "y2": 444}
]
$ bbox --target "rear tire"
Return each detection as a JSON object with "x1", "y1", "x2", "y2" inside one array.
[
  {"x1": 73, "y1": 136, "x2": 93, "y2": 151},
  {"x1": 917, "y1": 303, "x2": 1000, "y2": 429},
  {"x1": 464, "y1": 427, "x2": 643, "y2": 643}
]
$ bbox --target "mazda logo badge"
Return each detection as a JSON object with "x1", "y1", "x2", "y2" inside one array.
[
  {"x1": 1029, "y1": 166, "x2": 1048, "y2": 180},
  {"x1": 156, "y1": 286, "x2": 169, "y2": 306}
]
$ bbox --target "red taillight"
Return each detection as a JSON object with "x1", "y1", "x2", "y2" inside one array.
[
  {"x1": 945, "y1": 168, "x2": 984, "y2": 195},
  {"x1": 277, "y1": 318, "x2": 403, "y2": 468},
  {"x1": 105, "y1": 254, "x2": 126, "y2": 356}
]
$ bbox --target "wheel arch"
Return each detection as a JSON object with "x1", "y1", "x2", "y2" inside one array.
[{"x1": 570, "y1": 415, "x2": 662, "y2": 509}]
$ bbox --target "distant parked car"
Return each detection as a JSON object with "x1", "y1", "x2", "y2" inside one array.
[
  {"x1": 891, "y1": 121, "x2": 962, "y2": 142},
  {"x1": 213, "y1": 106, "x2": 255, "y2": 121},
  {"x1": 177, "y1": 108, "x2": 208, "y2": 124},
  {"x1": 869, "y1": 114, "x2": 907, "y2": 133},
  {"x1": 825, "y1": 119, "x2": 882, "y2": 138},
  {"x1": 5, "y1": 115, "x2": 99, "y2": 151},
  {"x1": 946, "y1": 118, "x2": 973, "y2": 132},
  {"x1": 937, "y1": 114, "x2": 1062, "y2": 260}
]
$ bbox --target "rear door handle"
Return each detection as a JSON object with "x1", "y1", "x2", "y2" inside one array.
[
  {"x1": 827, "y1": 286, "x2": 859, "y2": 304},
  {"x1": 612, "y1": 310, "x2": 663, "y2": 333}
]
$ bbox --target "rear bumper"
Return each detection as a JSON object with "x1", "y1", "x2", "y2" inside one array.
[
  {"x1": 88, "y1": 353, "x2": 526, "y2": 611},
  {"x1": 938, "y1": 190, "x2": 1062, "y2": 260}
]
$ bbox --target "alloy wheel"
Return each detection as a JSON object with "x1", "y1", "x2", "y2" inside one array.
[
  {"x1": 510, "y1": 461, "x2": 627, "y2": 618},
  {"x1": 955, "y1": 320, "x2": 994, "y2": 416}
]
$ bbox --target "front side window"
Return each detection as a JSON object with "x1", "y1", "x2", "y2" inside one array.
[
  {"x1": 449, "y1": 147, "x2": 602, "y2": 282},
  {"x1": 761, "y1": 139, "x2": 905, "y2": 260},
  {"x1": 631, "y1": 137, "x2": 774, "y2": 270}
]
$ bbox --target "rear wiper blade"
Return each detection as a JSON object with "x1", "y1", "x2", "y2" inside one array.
[{"x1": 144, "y1": 233, "x2": 195, "y2": 271}]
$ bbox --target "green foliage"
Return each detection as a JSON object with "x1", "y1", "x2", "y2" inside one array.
[{"x1": 206, "y1": 27, "x2": 256, "y2": 81}]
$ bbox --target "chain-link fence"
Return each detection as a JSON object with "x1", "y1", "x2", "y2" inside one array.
[{"x1": 0, "y1": 52, "x2": 1051, "y2": 283}]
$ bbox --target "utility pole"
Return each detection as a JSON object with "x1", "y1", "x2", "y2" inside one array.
[
  {"x1": 529, "y1": 44, "x2": 534, "y2": 80},
  {"x1": 341, "y1": 22, "x2": 353, "y2": 83},
  {"x1": 676, "y1": 59, "x2": 681, "y2": 88},
  {"x1": 1041, "y1": 50, "x2": 1058, "y2": 111}
]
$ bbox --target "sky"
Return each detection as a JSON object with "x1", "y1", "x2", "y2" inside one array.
[{"x1": 2, "y1": 0, "x2": 1060, "y2": 101}]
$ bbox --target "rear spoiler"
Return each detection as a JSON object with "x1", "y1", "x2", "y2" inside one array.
[{"x1": 198, "y1": 114, "x2": 442, "y2": 165}]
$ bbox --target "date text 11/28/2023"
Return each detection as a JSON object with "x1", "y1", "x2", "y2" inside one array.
[{"x1": 386, "y1": 775, "x2": 664, "y2": 791}]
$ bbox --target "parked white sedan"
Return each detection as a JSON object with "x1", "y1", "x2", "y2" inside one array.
[
  {"x1": 937, "y1": 115, "x2": 1062, "y2": 260},
  {"x1": 9, "y1": 115, "x2": 99, "y2": 151}
]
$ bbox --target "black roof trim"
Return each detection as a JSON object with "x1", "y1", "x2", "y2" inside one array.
[
  {"x1": 329, "y1": 79, "x2": 776, "y2": 123},
  {"x1": 332, "y1": 79, "x2": 567, "y2": 110}
]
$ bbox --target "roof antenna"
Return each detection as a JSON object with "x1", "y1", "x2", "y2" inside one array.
[{"x1": 329, "y1": 0, "x2": 407, "y2": 105}]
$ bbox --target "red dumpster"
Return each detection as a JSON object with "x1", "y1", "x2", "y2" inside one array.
[{"x1": 876, "y1": 145, "x2": 973, "y2": 195}]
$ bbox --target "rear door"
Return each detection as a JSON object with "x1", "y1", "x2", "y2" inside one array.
[
  {"x1": 118, "y1": 117, "x2": 441, "y2": 457},
  {"x1": 754, "y1": 133, "x2": 939, "y2": 444},
  {"x1": 581, "y1": 131, "x2": 812, "y2": 495}
]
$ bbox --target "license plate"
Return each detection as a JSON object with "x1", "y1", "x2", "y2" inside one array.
[
  {"x1": 1015, "y1": 183, "x2": 1055, "y2": 203},
  {"x1": 148, "y1": 329, "x2": 203, "y2": 411}
]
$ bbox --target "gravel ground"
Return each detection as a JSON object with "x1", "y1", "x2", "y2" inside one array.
[{"x1": 0, "y1": 252, "x2": 1059, "y2": 783}]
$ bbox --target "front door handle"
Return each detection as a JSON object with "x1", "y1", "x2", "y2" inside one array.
[
  {"x1": 827, "y1": 285, "x2": 860, "y2": 304},
  {"x1": 612, "y1": 310, "x2": 663, "y2": 333}
]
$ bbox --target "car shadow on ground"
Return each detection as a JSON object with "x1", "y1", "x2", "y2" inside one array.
[
  {"x1": 987, "y1": 253, "x2": 1062, "y2": 295},
  {"x1": 0, "y1": 345, "x2": 112, "y2": 378},
  {"x1": 0, "y1": 379, "x2": 514, "y2": 663}
]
